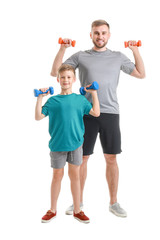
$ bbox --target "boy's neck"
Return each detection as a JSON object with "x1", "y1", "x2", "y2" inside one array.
[{"x1": 60, "y1": 89, "x2": 73, "y2": 95}]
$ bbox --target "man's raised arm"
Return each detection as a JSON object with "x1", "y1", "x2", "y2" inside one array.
[{"x1": 50, "y1": 39, "x2": 72, "y2": 77}]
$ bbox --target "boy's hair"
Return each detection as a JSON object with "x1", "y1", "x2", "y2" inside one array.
[
  {"x1": 91, "y1": 20, "x2": 110, "y2": 30},
  {"x1": 58, "y1": 64, "x2": 76, "y2": 77}
]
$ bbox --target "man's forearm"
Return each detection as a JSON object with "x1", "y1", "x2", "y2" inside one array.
[
  {"x1": 132, "y1": 48, "x2": 145, "y2": 78},
  {"x1": 50, "y1": 47, "x2": 66, "y2": 77}
]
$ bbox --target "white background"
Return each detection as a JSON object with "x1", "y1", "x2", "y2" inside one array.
[{"x1": 0, "y1": 0, "x2": 160, "y2": 239}]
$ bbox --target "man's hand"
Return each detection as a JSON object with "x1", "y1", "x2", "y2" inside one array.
[
  {"x1": 60, "y1": 38, "x2": 72, "y2": 49},
  {"x1": 127, "y1": 40, "x2": 138, "y2": 51}
]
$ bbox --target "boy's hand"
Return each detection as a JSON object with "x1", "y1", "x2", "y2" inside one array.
[
  {"x1": 60, "y1": 38, "x2": 72, "y2": 49},
  {"x1": 84, "y1": 84, "x2": 97, "y2": 94},
  {"x1": 38, "y1": 88, "x2": 50, "y2": 98}
]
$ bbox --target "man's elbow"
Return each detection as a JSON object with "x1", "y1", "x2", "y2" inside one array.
[
  {"x1": 50, "y1": 71, "x2": 57, "y2": 77},
  {"x1": 138, "y1": 73, "x2": 146, "y2": 79}
]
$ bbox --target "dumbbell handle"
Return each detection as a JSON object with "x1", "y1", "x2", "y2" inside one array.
[
  {"x1": 80, "y1": 81, "x2": 99, "y2": 95},
  {"x1": 58, "y1": 38, "x2": 76, "y2": 47},
  {"x1": 124, "y1": 40, "x2": 142, "y2": 48},
  {"x1": 34, "y1": 87, "x2": 54, "y2": 97}
]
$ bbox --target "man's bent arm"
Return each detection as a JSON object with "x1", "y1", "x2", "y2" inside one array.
[{"x1": 131, "y1": 47, "x2": 145, "y2": 79}]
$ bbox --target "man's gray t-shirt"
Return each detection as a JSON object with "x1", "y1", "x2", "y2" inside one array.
[{"x1": 64, "y1": 49, "x2": 135, "y2": 114}]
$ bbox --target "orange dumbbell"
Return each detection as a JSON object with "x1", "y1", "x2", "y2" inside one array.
[
  {"x1": 124, "y1": 40, "x2": 142, "y2": 48},
  {"x1": 58, "y1": 38, "x2": 76, "y2": 47}
]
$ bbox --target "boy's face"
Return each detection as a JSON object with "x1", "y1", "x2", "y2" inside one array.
[
  {"x1": 57, "y1": 70, "x2": 76, "y2": 90},
  {"x1": 90, "y1": 25, "x2": 110, "y2": 49}
]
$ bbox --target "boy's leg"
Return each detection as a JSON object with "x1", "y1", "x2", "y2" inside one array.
[
  {"x1": 68, "y1": 163, "x2": 81, "y2": 213},
  {"x1": 80, "y1": 155, "x2": 90, "y2": 204},
  {"x1": 51, "y1": 168, "x2": 64, "y2": 212}
]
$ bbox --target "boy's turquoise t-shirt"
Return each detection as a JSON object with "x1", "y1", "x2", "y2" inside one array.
[{"x1": 42, "y1": 93, "x2": 92, "y2": 152}]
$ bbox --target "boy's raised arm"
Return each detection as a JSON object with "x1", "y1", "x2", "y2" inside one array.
[
  {"x1": 85, "y1": 86, "x2": 100, "y2": 117},
  {"x1": 35, "y1": 88, "x2": 49, "y2": 120}
]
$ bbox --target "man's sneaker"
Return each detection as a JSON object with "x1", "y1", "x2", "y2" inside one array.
[
  {"x1": 109, "y1": 203, "x2": 127, "y2": 217},
  {"x1": 65, "y1": 203, "x2": 83, "y2": 215},
  {"x1": 41, "y1": 210, "x2": 56, "y2": 223},
  {"x1": 74, "y1": 211, "x2": 90, "y2": 223}
]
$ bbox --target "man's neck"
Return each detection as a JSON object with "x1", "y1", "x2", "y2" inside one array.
[{"x1": 92, "y1": 46, "x2": 107, "y2": 52}]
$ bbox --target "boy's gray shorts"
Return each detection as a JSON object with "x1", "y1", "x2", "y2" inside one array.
[{"x1": 50, "y1": 145, "x2": 83, "y2": 169}]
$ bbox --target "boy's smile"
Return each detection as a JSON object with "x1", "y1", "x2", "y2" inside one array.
[{"x1": 57, "y1": 70, "x2": 76, "y2": 94}]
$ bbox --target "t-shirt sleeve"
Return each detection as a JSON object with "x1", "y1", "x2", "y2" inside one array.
[
  {"x1": 82, "y1": 96, "x2": 92, "y2": 115},
  {"x1": 42, "y1": 99, "x2": 50, "y2": 117},
  {"x1": 120, "y1": 52, "x2": 135, "y2": 74},
  {"x1": 63, "y1": 51, "x2": 81, "y2": 69}
]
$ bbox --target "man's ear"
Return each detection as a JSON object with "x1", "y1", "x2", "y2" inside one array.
[{"x1": 90, "y1": 32, "x2": 92, "y2": 39}]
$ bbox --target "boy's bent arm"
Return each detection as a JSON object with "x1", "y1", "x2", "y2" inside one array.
[
  {"x1": 89, "y1": 91, "x2": 100, "y2": 117},
  {"x1": 35, "y1": 96, "x2": 46, "y2": 120}
]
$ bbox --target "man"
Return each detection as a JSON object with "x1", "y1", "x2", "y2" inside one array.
[{"x1": 50, "y1": 20, "x2": 145, "y2": 217}]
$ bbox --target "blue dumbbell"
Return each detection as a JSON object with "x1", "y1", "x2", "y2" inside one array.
[
  {"x1": 79, "y1": 81, "x2": 99, "y2": 95},
  {"x1": 34, "y1": 87, "x2": 54, "y2": 97}
]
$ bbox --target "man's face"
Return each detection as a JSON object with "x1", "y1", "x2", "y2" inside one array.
[
  {"x1": 90, "y1": 25, "x2": 110, "y2": 50},
  {"x1": 57, "y1": 70, "x2": 76, "y2": 90}
]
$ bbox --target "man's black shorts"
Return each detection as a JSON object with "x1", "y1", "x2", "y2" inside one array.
[{"x1": 83, "y1": 113, "x2": 122, "y2": 155}]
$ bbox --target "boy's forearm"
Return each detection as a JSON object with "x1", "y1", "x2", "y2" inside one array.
[
  {"x1": 91, "y1": 92, "x2": 100, "y2": 116},
  {"x1": 35, "y1": 96, "x2": 43, "y2": 120},
  {"x1": 50, "y1": 47, "x2": 66, "y2": 77}
]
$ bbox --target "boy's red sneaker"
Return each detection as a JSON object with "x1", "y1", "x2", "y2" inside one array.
[
  {"x1": 41, "y1": 210, "x2": 56, "y2": 223},
  {"x1": 73, "y1": 211, "x2": 90, "y2": 223}
]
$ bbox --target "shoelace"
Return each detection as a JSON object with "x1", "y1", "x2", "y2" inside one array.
[
  {"x1": 79, "y1": 211, "x2": 84, "y2": 216},
  {"x1": 46, "y1": 210, "x2": 54, "y2": 215}
]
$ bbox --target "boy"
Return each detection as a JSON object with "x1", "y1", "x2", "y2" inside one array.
[{"x1": 35, "y1": 64, "x2": 100, "y2": 223}]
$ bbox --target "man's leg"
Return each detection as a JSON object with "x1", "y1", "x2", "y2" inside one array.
[
  {"x1": 104, "y1": 153, "x2": 127, "y2": 217},
  {"x1": 104, "y1": 154, "x2": 119, "y2": 205}
]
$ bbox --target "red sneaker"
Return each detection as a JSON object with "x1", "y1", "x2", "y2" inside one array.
[
  {"x1": 41, "y1": 210, "x2": 56, "y2": 223},
  {"x1": 74, "y1": 211, "x2": 90, "y2": 223}
]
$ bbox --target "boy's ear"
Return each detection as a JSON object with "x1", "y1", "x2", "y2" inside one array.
[
  {"x1": 57, "y1": 78, "x2": 59, "y2": 83},
  {"x1": 74, "y1": 77, "x2": 76, "y2": 82}
]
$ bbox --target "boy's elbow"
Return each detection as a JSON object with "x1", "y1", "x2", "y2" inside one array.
[
  {"x1": 94, "y1": 111, "x2": 100, "y2": 117},
  {"x1": 35, "y1": 115, "x2": 42, "y2": 121}
]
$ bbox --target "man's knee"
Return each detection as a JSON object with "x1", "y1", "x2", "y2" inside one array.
[
  {"x1": 82, "y1": 155, "x2": 90, "y2": 165},
  {"x1": 104, "y1": 154, "x2": 117, "y2": 165}
]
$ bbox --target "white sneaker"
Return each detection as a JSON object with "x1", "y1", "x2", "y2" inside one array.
[
  {"x1": 65, "y1": 203, "x2": 84, "y2": 215},
  {"x1": 109, "y1": 203, "x2": 127, "y2": 217}
]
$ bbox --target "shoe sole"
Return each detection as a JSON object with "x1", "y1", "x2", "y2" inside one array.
[
  {"x1": 109, "y1": 209, "x2": 127, "y2": 218},
  {"x1": 74, "y1": 217, "x2": 90, "y2": 224},
  {"x1": 65, "y1": 210, "x2": 73, "y2": 215},
  {"x1": 65, "y1": 206, "x2": 83, "y2": 215},
  {"x1": 41, "y1": 216, "x2": 56, "y2": 223}
]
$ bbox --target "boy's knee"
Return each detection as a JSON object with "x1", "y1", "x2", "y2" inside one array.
[
  {"x1": 53, "y1": 168, "x2": 64, "y2": 181},
  {"x1": 68, "y1": 166, "x2": 80, "y2": 181}
]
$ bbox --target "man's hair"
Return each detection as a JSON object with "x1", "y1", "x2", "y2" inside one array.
[
  {"x1": 58, "y1": 64, "x2": 76, "y2": 77},
  {"x1": 91, "y1": 20, "x2": 110, "y2": 30}
]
